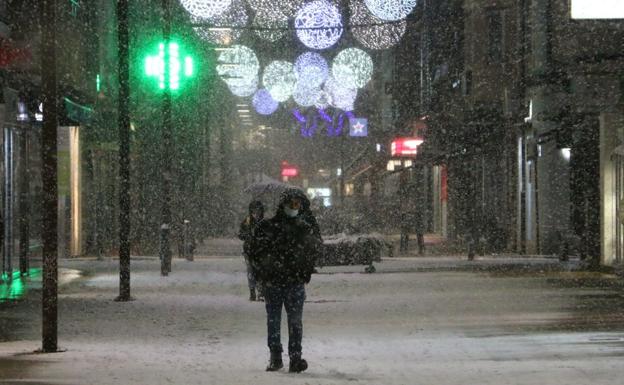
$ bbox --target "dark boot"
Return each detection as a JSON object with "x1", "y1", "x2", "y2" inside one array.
[
  {"x1": 266, "y1": 351, "x2": 283, "y2": 372},
  {"x1": 288, "y1": 357, "x2": 308, "y2": 373}
]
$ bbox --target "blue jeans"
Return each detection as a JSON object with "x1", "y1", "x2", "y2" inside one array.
[
  {"x1": 244, "y1": 256, "x2": 256, "y2": 291},
  {"x1": 264, "y1": 284, "x2": 306, "y2": 358}
]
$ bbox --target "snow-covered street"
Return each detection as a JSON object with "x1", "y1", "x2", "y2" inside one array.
[{"x1": 2, "y1": 255, "x2": 624, "y2": 385}]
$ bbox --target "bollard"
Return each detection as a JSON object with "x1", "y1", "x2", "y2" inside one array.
[
  {"x1": 183, "y1": 219, "x2": 194, "y2": 261},
  {"x1": 160, "y1": 223, "x2": 171, "y2": 276}
]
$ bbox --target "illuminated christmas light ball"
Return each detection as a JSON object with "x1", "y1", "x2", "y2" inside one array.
[
  {"x1": 253, "y1": 10, "x2": 288, "y2": 42},
  {"x1": 332, "y1": 48, "x2": 373, "y2": 89},
  {"x1": 192, "y1": 0, "x2": 248, "y2": 45},
  {"x1": 228, "y1": 76, "x2": 258, "y2": 97},
  {"x1": 279, "y1": 0, "x2": 306, "y2": 18},
  {"x1": 246, "y1": 0, "x2": 304, "y2": 19},
  {"x1": 315, "y1": 90, "x2": 331, "y2": 109},
  {"x1": 295, "y1": 0, "x2": 344, "y2": 50},
  {"x1": 263, "y1": 61, "x2": 297, "y2": 102},
  {"x1": 180, "y1": 0, "x2": 233, "y2": 19},
  {"x1": 253, "y1": 88, "x2": 279, "y2": 115},
  {"x1": 364, "y1": 0, "x2": 417, "y2": 21},
  {"x1": 325, "y1": 77, "x2": 357, "y2": 111},
  {"x1": 350, "y1": 0, "x2": 406, "y2": 50},
  {"x1": 216, "y1": 45, "x2": 260, "y2": 96},
  {"x1": 295, "y1": 52, "x2": 329, "y2": 89},
  {"x1": 294, "y1": 85, "x2": 322, "y2": 107}
]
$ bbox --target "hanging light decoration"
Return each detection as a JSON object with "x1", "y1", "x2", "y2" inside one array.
[
  {"x1": 192, "y1": 0, "x2": 248, "y2": 46},
  {"x1": 180, "y1": 0, "x2": 233, "y2": 19},
  {"x1": 350, "y1": 0, "x2": 406, "y2": 50},
  {"x1": 315, "y1": 90, "x2": 331, "y2": 109},
  {"x1": 263, "y1": 61, "x2": 297, "y2": 102},
  {"x1": 332, "y1": 48, "x2": 373, "y2": 88},
  {"x1": 253, "y1": 10, "x2": 289, "y2": 42},
  {"x1": 294, "y1": 52, "x2": 329, "y2": 89},
  {"x1": 253, "y1": 88, "x2": 279, "y2": 115},
  {"x1": 228, "y1": 76, "x2": 258, "y2": 97},
  {"x1": 325, "y1": 77, "x2": 358, "y2": 111},
  {"x1": 295, "y1": 0, "x2": 344, "y2": 50},
  {"x1": 294, "y1": 85, "x2": 322, "y2": 107},
  {"x1": 364, "y1": 0, "x2": 417, "y2": 21},
  {"x1": 216, "y1": 45, "x2": 260, "y2": 97},
  {"x1": 278, "y1": 0, "x2": 306, "y2": 18},
  {"x1": 246, "y1": 0, "x2": 304, "y2": 19}
]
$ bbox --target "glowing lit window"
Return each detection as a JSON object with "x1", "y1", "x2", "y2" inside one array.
[{"x1": 571, "y1": 0, "x2": 624, "y2": 19}]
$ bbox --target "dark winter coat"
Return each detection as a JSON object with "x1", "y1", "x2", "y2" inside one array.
[
  {"x1": 249, "y1": 189, "x2": 322, "y2": 286},
  {"x1": 238, "y1": 201, "x2": 264, "y2": 258},
  {"x1": 239, "y1": 216, "x2": 260, "y2": 258}
]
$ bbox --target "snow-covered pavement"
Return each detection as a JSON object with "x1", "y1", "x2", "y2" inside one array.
[{"x1": 1, "y1": 256, "x2": 624, "y2": 385}]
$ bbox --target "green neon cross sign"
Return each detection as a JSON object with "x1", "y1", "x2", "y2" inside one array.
[{"x1": 144, "y1": 42, "x2": 194, "y2": 91}]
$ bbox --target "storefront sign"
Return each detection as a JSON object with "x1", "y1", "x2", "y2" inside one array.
[{"x1": 391, "y1": 137, "x2": 424, "y2": 157}]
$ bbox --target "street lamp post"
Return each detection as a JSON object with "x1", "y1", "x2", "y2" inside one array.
[
  {"x1": 141, "y1": 1, "x2": 196, "y2": 274},
  {"x1": 41, "y1": 0, "x2": 59, "y2": 353},
  {"x1": 116, "y1": 0, "x2": 132, "y2": 301},
  {"x1": 160, "y1": 0, "x2": 173, "y2": 276}
]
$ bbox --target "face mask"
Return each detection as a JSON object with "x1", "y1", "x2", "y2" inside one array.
[{"x1": 284, "y1": 207, "x2": 299, "y2": 218}]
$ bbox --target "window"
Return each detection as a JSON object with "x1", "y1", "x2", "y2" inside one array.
[
  {"x1": 571, "y1": 0, "x2": 624, "y2": 19},
  {"x1": 463, "y1": 70, "x2": 472, "y2": 96}
]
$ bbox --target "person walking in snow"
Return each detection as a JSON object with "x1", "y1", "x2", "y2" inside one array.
[
  {"x1": 249, "y1": 189, "x2": 322, "y2": 373},
  {"x1": 238, "y1": 200, "x2": 265, "y2": 301}
]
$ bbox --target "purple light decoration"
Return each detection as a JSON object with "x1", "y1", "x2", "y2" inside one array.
[
  {"x1": 294, "y1": 108, "x2": 352, "y2": 137},
  {"x1": 293, "y1": 108, "x2": 318, "y2": 137},
  {"x1": 325, "y1": 111, "x2": 347, "y2": 137},
  {"x1": 318, "y1": 108, "x2": 332, "y2": 123},
  {"x1": 292, "y1": 108, "x2": 306, "y2": 123},
  {"x1": 301, "y1": 115, "x2": 318, "y2": 137},
  {"x1": 253, "y1": 89, "x2": 279, "y2": 115}
]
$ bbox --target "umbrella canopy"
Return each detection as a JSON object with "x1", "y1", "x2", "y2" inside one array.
[{"x1": 243, "y1": 175, "x2": 303, "y2": 197}]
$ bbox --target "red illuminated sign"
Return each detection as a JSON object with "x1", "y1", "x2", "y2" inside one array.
[
  {"x1": 391, "y1": 137, "x2": 424, "y2": 157},
  {"x1": 281, "y1": 167, "x2": 299, "y2": 177},
  {"x1": 281, "y1": 161, "x2": 299, "y2": 177}
]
